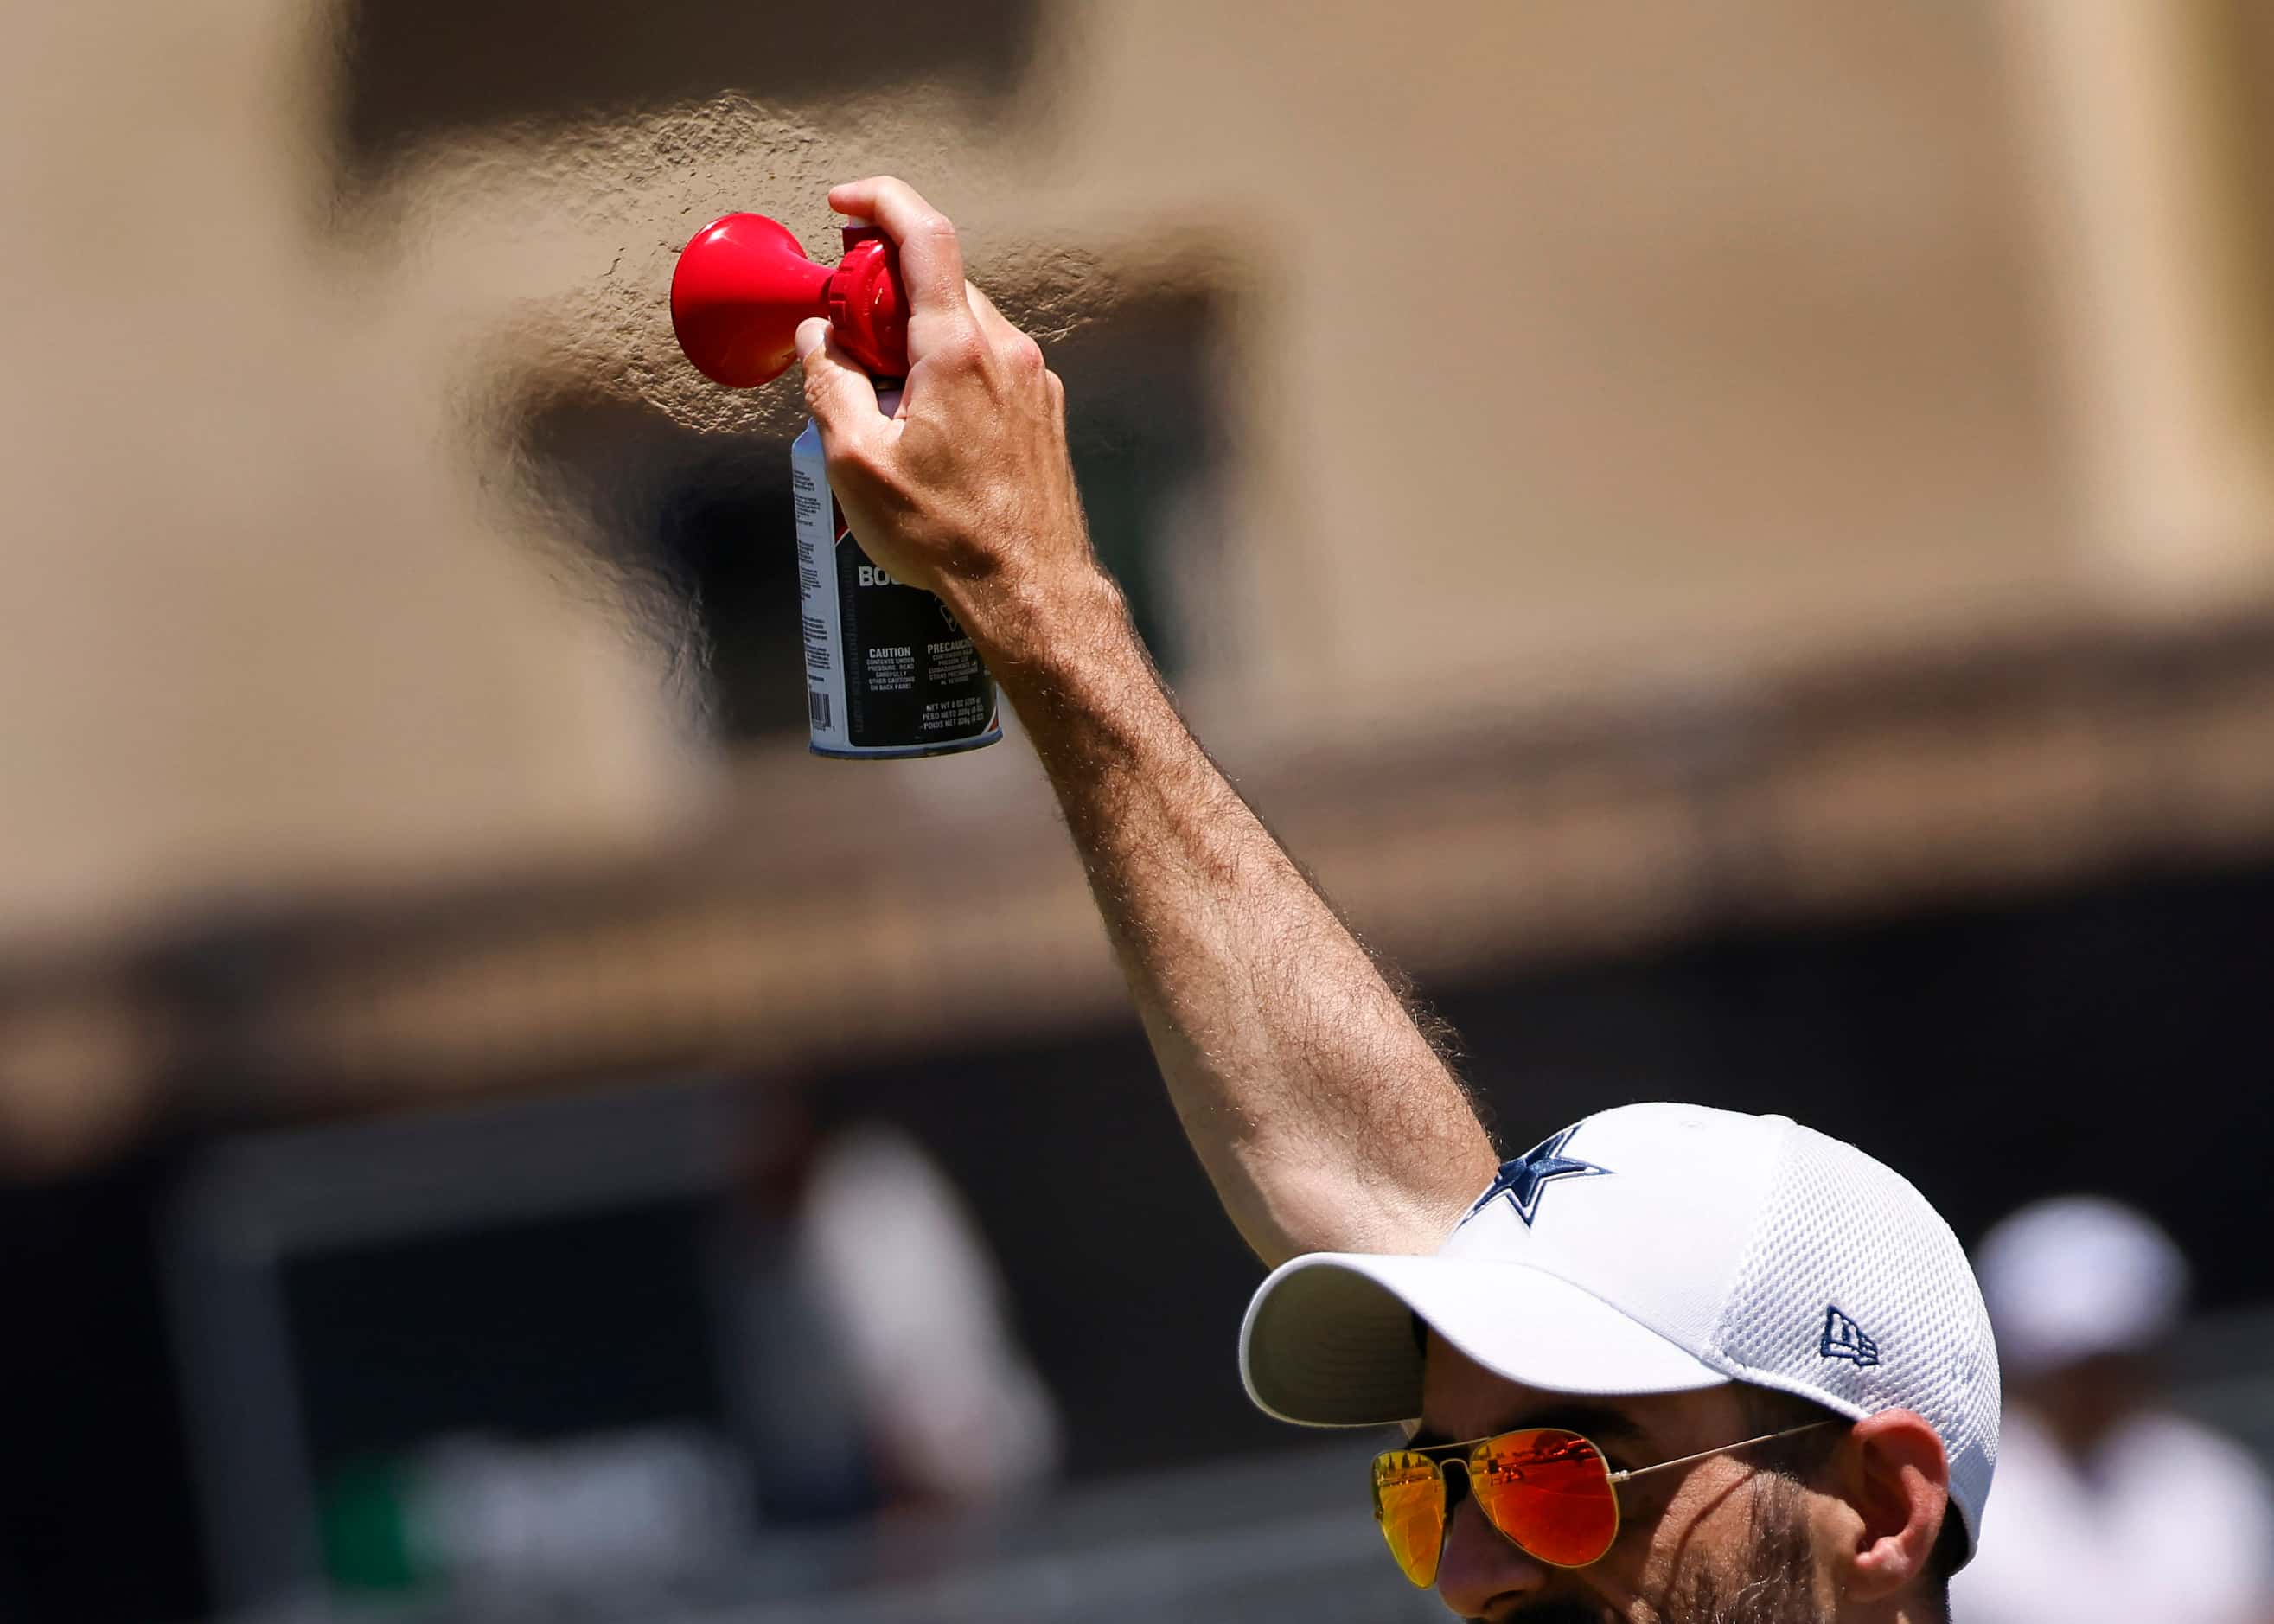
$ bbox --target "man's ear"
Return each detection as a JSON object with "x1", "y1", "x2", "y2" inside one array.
[{"x1": 1836, "y1": 1409, "x2": 1951, "y2": 1603}]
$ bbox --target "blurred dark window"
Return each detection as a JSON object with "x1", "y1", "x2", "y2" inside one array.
[
  {"x1": 523, "y1": 288, "x2": 1232, "y2": 742},
  {"x1": 334, "y1": 0, "x2": 1042, "y2": 183},
  {"x1": 287, "y1": 1200, "x2": 723, "y2": 1462}
]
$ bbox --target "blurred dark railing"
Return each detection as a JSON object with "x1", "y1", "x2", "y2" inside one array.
[{"x1": 215, "y1": 1439, "x2": 1442, "y2": 1624}]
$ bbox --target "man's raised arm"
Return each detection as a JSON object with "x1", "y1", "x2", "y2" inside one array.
[{"x1": 795, "y1": 178, "x2": 1499, "y2": 1265}]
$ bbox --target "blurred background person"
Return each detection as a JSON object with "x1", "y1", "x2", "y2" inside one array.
[
  {"x1": 719, "y1": 1089, "x2": 1062, "y2": 1525},
  {"x1": 1957, "y1": 1196, "x2": 2274, "y2": 1624}
]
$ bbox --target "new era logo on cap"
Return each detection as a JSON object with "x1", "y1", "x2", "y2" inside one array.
[
  {"x1": 1238, "y1": 1103, "x2": 2002, "y2": 1563},
  {"x1": 1820, "y1": 1305, "x2": 1881, "y2": 1367}
]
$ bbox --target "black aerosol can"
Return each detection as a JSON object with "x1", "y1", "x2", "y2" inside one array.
[
  {"x1": 670, "y1": 210, "x2": 1001, "y2": 759},
  {"x1": 789, "y1": 397, "x2": 1000, "y2": 758}
]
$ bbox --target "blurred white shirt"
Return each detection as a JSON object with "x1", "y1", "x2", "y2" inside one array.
[
  {"x1": 796, "y1": 1123, "x2": 1063, "y2": 1500},
  {"x1": 1957, "y1": 1405, "x2": 2274, "y2": 1624}
]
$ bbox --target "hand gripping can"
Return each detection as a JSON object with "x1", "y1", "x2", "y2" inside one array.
[{"x1": 789, "y1": 397, "x2": 1002, "y2": 759}]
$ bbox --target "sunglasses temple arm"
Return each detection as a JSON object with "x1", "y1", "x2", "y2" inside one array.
[{"x1": 1605, "y1": 1418, "x2": 1841, "y2": 1486}]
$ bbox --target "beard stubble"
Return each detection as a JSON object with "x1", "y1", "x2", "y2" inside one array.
[{"x1": 1503, "y1": 1469, "x2": 1828, "y2": 1624}]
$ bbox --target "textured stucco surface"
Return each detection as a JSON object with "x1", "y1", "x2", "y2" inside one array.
[
  {"x1": 368, "y1": 92, "x2": 1146, "y2": 449},
  {"x1": 384, "y1": 0, "x2": 2090, "y2": 737}
]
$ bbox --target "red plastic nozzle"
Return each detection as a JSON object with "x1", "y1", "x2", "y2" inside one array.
[{"x1": 670, "y1": 212, "x2": 910, "y2": 387}]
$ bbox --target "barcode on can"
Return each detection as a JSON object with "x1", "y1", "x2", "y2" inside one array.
[{"x1": 807, "y1": 689, "x2": 832, "y2": 730}]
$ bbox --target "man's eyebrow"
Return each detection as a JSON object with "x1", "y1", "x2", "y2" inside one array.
[{"x1": 1408, "y1": 1403, "x2": 1651, "y2": 1452}]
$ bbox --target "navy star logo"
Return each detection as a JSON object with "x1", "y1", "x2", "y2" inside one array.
[{"x1": 1466, "y1": 1124, "x2": 1612, "y2": 1227}]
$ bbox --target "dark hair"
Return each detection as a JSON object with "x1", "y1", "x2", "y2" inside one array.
[{"x1": 1737, "y1": 1385, "x2": 1966, "y2": 1615}]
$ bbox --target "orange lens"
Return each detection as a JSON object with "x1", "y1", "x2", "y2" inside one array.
[
  {"x1": 1467, "y1": 1428, "x2": 1620, "y2": 1568},
  {"x1": 1370, "y1": 1450, "x2": 1448, "y2": 1587}
]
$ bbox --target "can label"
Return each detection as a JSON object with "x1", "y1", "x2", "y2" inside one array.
[{"x1": 791, "y1": 417, "x2": 1001, "y2": 759}]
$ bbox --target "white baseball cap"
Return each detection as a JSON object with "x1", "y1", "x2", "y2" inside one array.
[
  {"x1": 1974, "y1": 1195, "x2": 2188, "y2": 1380},
  {"x1": 1239, "y1": 1102, "x2": 2002, "y2": 1558}
]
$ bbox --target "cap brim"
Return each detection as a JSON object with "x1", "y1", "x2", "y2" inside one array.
[{"x1": 1241, "y1": 1252, "x2": 1731, "y2": 1426}]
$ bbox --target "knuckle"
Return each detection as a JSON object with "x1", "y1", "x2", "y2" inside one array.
[
  {"x1": 915, "y1": 210, "x2": 957, "y2": 241},
  {"x1": 1007, "y1": 335, "x2": 1045, "y2": 375},
  {"x1": 932, "y1": 326, "x2": 987, "y2": 372},
  {"x1": 826, "y1": 434, "x2": 885, "y2": 484}
]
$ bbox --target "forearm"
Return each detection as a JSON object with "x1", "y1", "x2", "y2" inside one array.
[
  {"x1": 792, "y1": 176, "x2": 1496, "y2": 1266},
  {"x1": 974, "y1": 570, "x2": 1500, "y2": 1265}
]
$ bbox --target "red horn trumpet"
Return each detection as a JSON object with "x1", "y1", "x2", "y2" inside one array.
[{"x1": 669, "y1": 213, "x2": 910, "y2": 387}]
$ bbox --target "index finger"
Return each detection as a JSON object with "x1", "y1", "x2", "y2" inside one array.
[{"x1": 827, "y1": 176, "x2": 974, "y2": 342}]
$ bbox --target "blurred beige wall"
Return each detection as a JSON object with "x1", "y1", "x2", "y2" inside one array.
[
  {"x1": 0, "y1": 0, "x2": 705, "y2": 950},
  {"x1": 3, "y1": 1, "x2": 2271, "y2": 1015}
]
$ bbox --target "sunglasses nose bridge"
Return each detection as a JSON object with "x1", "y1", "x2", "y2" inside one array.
[{"x1": 1436, "y1": 1453, "x2": 1476, "y2": 1511}]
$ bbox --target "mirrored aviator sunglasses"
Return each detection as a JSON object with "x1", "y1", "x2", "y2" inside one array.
[{"x1": 1370, "y1": 1419, "x2": 1836, "y2": 1587}]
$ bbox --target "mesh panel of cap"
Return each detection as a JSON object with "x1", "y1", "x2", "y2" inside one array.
[{"x1": 1713, "y1": 1121, "x2": 2002, "y2": 1553}]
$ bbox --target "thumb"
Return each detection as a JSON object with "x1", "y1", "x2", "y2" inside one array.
[{"x1": 796, "y1": 318, "x2": 883, "y2": 443}]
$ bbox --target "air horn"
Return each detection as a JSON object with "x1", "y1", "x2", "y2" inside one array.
[
  {"x1": 668, "y1": 212, "x2": 1000, "y2": 761},
  {"x1": 671, "y1": 213, "x2": 910, "y2": 387}
]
